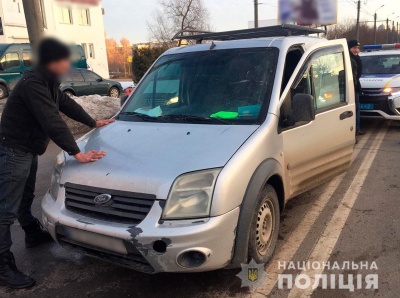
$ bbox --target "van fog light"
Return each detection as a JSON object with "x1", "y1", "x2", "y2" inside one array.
[{"x1": 177, "y1": 250, "x2": 208, "y2": 268}]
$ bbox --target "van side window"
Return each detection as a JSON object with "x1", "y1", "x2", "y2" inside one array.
[
  {"x1": 311, "y1": 52, "x2": 346, "y2": 110},
  {"x1": 22, "y1": 52, "x2": 32, "y2": 67},
  {"x1": 0, "y1": 53, "x2": 20, "y2": 71}
]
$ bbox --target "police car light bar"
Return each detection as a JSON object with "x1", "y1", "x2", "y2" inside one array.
[{"x1": 363, "y1": 43, "x2": 400, "y2": 51}]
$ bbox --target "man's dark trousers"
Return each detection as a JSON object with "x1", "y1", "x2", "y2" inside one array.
[{"x1": 0, "y1": 144, "x2": 38, "y2": 255}]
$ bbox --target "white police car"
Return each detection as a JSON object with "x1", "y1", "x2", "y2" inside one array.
[{"x1": 360, "y1": 44, "x2": 400, "y2": 120}]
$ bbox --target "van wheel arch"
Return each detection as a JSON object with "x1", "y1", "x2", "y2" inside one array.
[
  {"x1": 227, "y1": 159, "x2": 285, "y2": 268},
  {"x1": 63, "y1": 89, "x2": 75, "y2": 97}
]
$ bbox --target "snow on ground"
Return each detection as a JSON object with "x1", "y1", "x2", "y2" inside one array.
[{"x1": 62, "y1": 95, "x2": 121, "y2": 134}]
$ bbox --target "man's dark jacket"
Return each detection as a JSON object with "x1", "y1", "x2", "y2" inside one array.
[
  {"x1": 350, "y1": 52, "x2": 363, "y2": 93},
  {"x1": 0, "y1": 68, "x2": 96, "y2": 156}
]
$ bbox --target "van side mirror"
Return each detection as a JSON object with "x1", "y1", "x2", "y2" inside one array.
[
  {"x1": 120, "y1": 95, "x2": 129, "y2": 106},
  {"x1": 292, "y1": 93, "x2": 315, "y2": 122}
]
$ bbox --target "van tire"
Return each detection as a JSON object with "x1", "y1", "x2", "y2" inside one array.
[
  {"x1": 248, "y1": 184, "x2": 280, "y2": 264},
  {"x1": 0, "y1": 85, "x2": 7, "y2": 99}
]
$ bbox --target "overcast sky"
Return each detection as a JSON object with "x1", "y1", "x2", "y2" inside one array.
[{"x1": 102, "y1": 0, "x2": 399, "y2": 44}]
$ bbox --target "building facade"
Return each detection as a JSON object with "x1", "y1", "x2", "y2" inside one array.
[{"x1": 0, "y1": 0, "x2": 109, "y2": 78}]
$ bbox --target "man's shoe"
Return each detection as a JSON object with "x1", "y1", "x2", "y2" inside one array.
[
  {"x1": 356, "y1": 130, "x2": 365, "y2": 136},
  {"x1": 22, "y1": 219, "x2": 54, "y2": 249},
  {"x1": 0, "y1": 251, "x2": 35, "y2": 289}
]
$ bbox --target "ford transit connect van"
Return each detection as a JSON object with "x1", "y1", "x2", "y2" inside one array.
[{"x1": 42, "y1": 25, "x2": 356, "y2": 273}]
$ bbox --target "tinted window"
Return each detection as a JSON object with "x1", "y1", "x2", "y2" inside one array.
[
  {"x1": 0, "y1": 52, "x2": 20, "y2": 71},
  {"x1": 361, "y1": 54, "x2": 400, "y2": 74},
  {"x1": 121, "y1": 48, "x2": 279, "y2": 124},
  {"x1": 312, "y1": 52, "x2": 346, "y2": 110},
  {"x1": 81, "y1": 70, "x2": 101, "y2": 81},
  {"x1": 66, "y1": 70, "x2": 85, "y2": 82}
]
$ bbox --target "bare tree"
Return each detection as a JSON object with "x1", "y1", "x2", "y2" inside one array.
[{"x1": 147, "y1": 0, "x2": 211, "y2": 47}]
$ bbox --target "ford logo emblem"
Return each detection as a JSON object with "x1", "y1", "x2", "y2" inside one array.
[{"x1": 94, "y1": 194, "x2": 113, "y2": 206}]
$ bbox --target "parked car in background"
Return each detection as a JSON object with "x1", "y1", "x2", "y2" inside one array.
[
  {"x1": 359, "y1": 44, "x2": 400, "y2": 120},
  {"x1": 0, "y1": 43, "x2": 88, "y2": 99},
  {"x1": 61, "y1": 68, "x2": 123, "y2": 98}
]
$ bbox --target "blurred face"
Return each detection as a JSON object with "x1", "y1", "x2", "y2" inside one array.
[
  {"x1": 350, "y1": 46, "x2": 361, "y2": 56},
  {"x1": 46, "y1": 58, "x2": 71, "y2": 77}
]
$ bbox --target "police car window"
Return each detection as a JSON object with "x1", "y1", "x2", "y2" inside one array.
[
  {"x1": 311, "y1": 52, "x2": 346, "y2": 110},
  {"x1": 362, "y1": 55, "x2": 400, "y2": 74},
  {"x1": 0, "y1": 52, "x2": 20, "y2": 71}
]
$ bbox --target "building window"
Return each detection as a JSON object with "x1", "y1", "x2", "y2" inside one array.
[
  {"x1": 89, "y1": 44, "x2": 95, "y2": 58},
  {"x1": 81, "y1": 43, "x2": 88, "y2": 58},
  {"x1": 58, "y1": 7, "x2": 72, "y2": 24},
  {"x1": 78, "y1": 9, "x2": 90, "y2": 26}
]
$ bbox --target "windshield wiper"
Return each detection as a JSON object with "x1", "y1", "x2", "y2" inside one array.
[
  {"x1": 160, "y1": 114, "x2": 231, "y2": 124},
  {"x1": 118, "y1": 112, "x2": 164, "y2": 122}
]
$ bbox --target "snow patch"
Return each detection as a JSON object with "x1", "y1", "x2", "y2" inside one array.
[{"x1": 62, "y1": 95, "x2": 121, "y2": 134}]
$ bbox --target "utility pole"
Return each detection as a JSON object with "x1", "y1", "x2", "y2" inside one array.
[
  {"x1": 254, "y1": 0, "x2": 259, "y2": 28},
  {"x1": 356, "y1": 0, "x2": 361, "y2": 40},
  {"x1": 387, "y1": 18, "x2": 390, "y2": 43},
  {"x1": 374, "y1": 5, "x2": 385, "y2": 45},
  {"x1": 374, "y1": 13, "x2": 377, "y2": 44},
  {"x1": 21, "y1": 0, "x2": 45, "y2": 46}
]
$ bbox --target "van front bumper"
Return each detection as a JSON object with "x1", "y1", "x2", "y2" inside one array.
[{"x1": 41, "y1": 192, "x2": 240, "y2": 273}]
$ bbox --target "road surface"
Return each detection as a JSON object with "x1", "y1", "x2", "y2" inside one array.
[{"x1": 0, "y1": 113, "x2": 399, "y2": 297}]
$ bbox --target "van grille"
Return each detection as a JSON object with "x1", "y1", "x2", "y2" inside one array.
[{"x1": 64, "y1": 183, "x2": 156, "y2": 224}]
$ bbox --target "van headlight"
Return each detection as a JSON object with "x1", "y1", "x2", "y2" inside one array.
[
  {"x1": 162, "y1": 169, "x2": 221, "y2": 220},
  {"x1": 49, "y1": 152, "x2": 66, "y2": 200}
]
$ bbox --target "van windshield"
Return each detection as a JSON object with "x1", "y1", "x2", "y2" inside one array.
[{"x1": 119, "y1": 48, "x2": 279, "y2": 124}]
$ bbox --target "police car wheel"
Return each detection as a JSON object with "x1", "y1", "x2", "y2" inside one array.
[
  {"x1": 248, "y1": 184, "x2": 280, "y2": 264},
  {"x1": 0, "y1": 85, "x2": 7, "y2": 99}
]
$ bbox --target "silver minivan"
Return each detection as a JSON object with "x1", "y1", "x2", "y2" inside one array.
[{"x1": 42, "y1": 25, "x2": 356, "y2": 274}]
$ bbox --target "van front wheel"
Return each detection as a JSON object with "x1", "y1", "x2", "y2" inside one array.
[
  {"x1": 0, "y1": 85, "x2": 7, "y2": 99},
  {"x1": 248, "y1": 184, "x2": 280, "y2": 264}
]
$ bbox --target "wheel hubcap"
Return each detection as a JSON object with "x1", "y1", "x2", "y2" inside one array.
[
  {"x1": 110, "y1": 89, "x2": 119, "y2": 97},
  {"x1": 256, "y1": 198, "x2": 275, "y2": 256}
]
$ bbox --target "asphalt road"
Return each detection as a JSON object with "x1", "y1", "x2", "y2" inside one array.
[{"x1": 0, "y1": 101, "x2": 399, "y2": 297}]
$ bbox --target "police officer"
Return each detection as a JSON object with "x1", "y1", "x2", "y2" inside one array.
[
  {"x1": 0, "y1": 38, "x2": 114, "y2": 289},
  {"x1": 348, "y1": 39, "x2": 365, "y2": 136}
]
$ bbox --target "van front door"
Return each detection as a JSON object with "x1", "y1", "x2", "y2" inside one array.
[
  {"x1": 0, "y1": 52, "x2": 22, "y2": 93},
  {"x1": 280, "y1": 40, "x2": 356, "y2": 198}
]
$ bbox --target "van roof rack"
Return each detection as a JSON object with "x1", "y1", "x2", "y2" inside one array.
[{"x1": 172, "y1": 24, "x2": 326, "y2": 44}]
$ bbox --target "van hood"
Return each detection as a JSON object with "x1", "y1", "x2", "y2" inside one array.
[
  {"x1": 360, "y1": 74, "x2": 400, "y2": 89},
  {"x1": 60, "y1": 121, "x2": 258, "y2": 199}
]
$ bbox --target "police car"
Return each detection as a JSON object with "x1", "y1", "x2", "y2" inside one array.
[{"x1": 359, "y1": 44, "x2": 400, "y2": 120}]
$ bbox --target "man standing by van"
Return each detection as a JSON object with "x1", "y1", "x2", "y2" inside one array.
[
  {"x1": 0, "y1": 38, "x2": 114, "y2": 289},
  {"x1": 348, "y1": 39, "x2": 364, "y2": 136}
]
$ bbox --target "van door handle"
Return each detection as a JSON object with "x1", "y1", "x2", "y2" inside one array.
[{"x1": 340, "y1": 111, "x2": 354, "y2": 120}]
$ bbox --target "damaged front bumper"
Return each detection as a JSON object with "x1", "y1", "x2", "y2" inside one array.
[{"x1": 41, "y1": 191, "x2": 240, "y2": 273}]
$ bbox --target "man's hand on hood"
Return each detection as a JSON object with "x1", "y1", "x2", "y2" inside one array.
[
  {"x1": 74, "y1": 150, "x2": 107, "y2": 163},
  {"x1": 96, "y1": 119, "x2": 115, "y2": 128}
]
